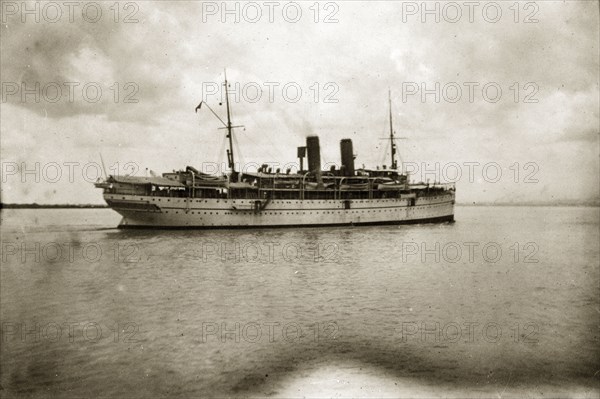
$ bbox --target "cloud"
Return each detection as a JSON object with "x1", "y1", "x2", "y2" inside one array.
[{"x1": 1, "y1": 1, "x2": 598, "y2": 204}]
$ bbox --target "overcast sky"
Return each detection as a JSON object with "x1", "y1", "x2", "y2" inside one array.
[{"x1": 1, "y1": 0, "x2": 598, "y2": 204}]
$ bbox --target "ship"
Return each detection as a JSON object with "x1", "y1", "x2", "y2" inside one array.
[{"x1": 95, "y1": 75, "x2": 455, "y2": 228}]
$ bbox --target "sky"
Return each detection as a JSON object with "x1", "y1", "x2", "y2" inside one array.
[{"x1": 1, "y1": 0, "x2": 598, "y2": 204}]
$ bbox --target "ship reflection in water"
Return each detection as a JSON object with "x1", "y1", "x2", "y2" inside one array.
[{"x1": 0, "y1": 205, "x2": 598, "y2": 397}]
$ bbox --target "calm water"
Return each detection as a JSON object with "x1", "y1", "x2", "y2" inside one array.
[{"x1": 1, "y1": 206, "x2": 598, "y2": 397}]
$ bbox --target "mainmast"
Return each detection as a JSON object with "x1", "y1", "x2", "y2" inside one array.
[
  {"x1": 224, "y1": 70, "x2": 235, "y2": 173},
  {"x1": 388, "y1": 89, "x2": 398, "y2": 170}
]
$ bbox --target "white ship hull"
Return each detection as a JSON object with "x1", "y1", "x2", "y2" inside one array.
[{"x1": 104, "y1": 192, "x2": 455, "y2": 228}]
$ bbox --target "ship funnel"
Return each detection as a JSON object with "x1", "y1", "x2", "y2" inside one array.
[
  {"x1": 340, "y1": 139, "x2": 355, "y2": 177},
  {"x1": 306, "y1": 136, "x2": 321, "y2": 172},
  {"x1": 306, "y1": 136, "x2": 323, "y2": 187}
]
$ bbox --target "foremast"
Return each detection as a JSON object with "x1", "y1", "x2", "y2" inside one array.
[
  {"x1": 198, "y1": 70, "x2": 243, "y2": 180},
  {"x1": 224, "y1": 70, "x2": 235, "y2": 175}
]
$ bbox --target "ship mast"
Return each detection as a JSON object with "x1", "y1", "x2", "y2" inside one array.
[
  {"x1": 224, "y1": 70, "x2": 235, "y2": 173},
  {"x1": 388, "y1": 89, "x2": 398, "y2": 170},
  {"x1": 196, "y1": 70, "x2": 243, "y2": 177}
]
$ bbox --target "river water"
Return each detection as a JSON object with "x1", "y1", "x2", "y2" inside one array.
[{"x1": 1, "y1": 206, "x2": 598, "y2": 397}]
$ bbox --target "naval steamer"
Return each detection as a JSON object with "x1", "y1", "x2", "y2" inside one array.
[{"x1": 95, "y1": 77, "x2": 455, "y2": 228}]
